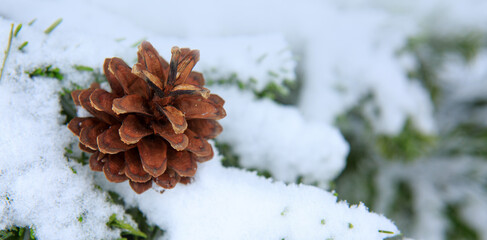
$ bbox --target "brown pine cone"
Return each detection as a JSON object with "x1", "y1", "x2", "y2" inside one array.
[{"x1": 68, "y1": 41, "x2": 226, "y2": 194}]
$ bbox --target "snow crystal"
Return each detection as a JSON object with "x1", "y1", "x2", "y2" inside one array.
[
  {"x1": 100, "y1": 151, "x2": 399, "y2": 240},
  {"x1": 214, "y1": 86, "x2": 349, "y2": 186}
]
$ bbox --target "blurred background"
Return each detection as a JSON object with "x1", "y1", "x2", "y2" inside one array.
[{"x1": 2, "y1": 0, "x2": 487, "y2": 239}]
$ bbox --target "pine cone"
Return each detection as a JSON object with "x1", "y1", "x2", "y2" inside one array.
[{"x1": 68, "y1": 41, "x2": 226, "y2": 194}]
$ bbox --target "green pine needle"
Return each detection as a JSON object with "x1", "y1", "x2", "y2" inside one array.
[
  {"x1": 74, "y1": 65, "x2": 94, "y2": 72},
  {"x1": 26, "y1": 65, "x2": 64, "y2": 81},
  {"x1": 28, "y1": 18, "x2": 37, "y2": 26},
  {"x1": 29, "y1": 228, "x2": 36, "y2": 239},
  {"x1": 18, "y1": 41, "x2": 28, "y2": 51},
  {"x1": 107, "y1": 214, "x2": 147, "y2": 238},
  {"x1": 44, "y1": 18, "x2": 63, "y2": 34},
  {"x1": 14, "y1": 24, "x2": 22, "y2": 37},
  {"x1": 0, "y1": 226, "x2": 37, "y2": 240}
]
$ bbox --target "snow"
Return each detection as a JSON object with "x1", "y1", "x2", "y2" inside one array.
[
  {"x1": 214, "y1": 86, "x2": 349, "y2": 186},
  {"x1": 101, "y1": 152, "x2": 399, "y2": 240},
  {"x1": 0, "y1": 69, "x2": 126, "y2": 239}
]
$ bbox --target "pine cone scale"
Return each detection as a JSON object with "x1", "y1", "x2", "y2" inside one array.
[
  {"x1": 169, "y1": 84, "x2": 210, "y2": 98},
  {"x1": 129, "y1": 180, "x2": 153, "y2": 194},
  {"x1": 174, "y1": 51, "x2": 199, "y2": 86},
  {"x1": 103, "y1": 154, "x2": 127, "y2": 183},
  {"x1": 139, "y1": 68, "x2": 165, "y2": 93},
  {"x1": 103, "y1": 58, "x2": 124, "y2": 97},
  {"x1": 124, "y1": 148, "x2": 152, "y2": 183},
  {"x1": 79, "y1": 122, "x2": 108, "y2": 150},
  {"x1": 193, "y1": 147, "x2": 214, "y2": 162},
  {"x1": 71, "y1": 90, "x2": 82, "y2": 105},
  {"x1": 161, "y1": 105, "x2": 187, "y2": 134},
  {"x1": 109, "y1": 58, "x2": 150, "y2": 99},
  {"x1": 175, "y1": 95, "x2": 226, "y2": 120},
  {"x1": 186, "y1": 72, "x2": 205, "y2": 86},
  {"x1": 119, "y1": 115, "x2": 152, "y2": 144},
  {"x1": 166, "y1": 47, "x2": 181, "y2": 88},
  {"x1": 152, "y1": 121, "x2": 189, "y2": 151},
  {"x1": 67, "y1": 117, "x2": 85, "y2": 136},
  {"x1": 137, "y1": 136, "x2": 168, "y2": 177},
  {"x1": 138, "y1": 41, "x2": 167, "y2": 82},
  {"x1": 79, "y1": 88, "x2": 118, "y2": 125},
  {"x1": 112, "y1": 94, "x2": 151, "y2": 115},
  {"x1": 208, "y1": 94, "x2": 225, "y2": 106},
  {"x1": 167, "y1": 150, "x2": 197, "y2": 177},
  {"x1": 89, "y1": 151, "x2": 104, "y2": 172},
  {"x1": 154, "y1": 169, "x2": 179, "y2": 189},
  {"x1": 188, "y1": 119, "x2": 223, "y2": 139},
  {"x1": 185, "y1": 129, "x2": 213, "y2": 157},
  {"x1": 89, "y1": 89, "x2": 118, "y2": 117},
  {"x1": 79, "y1": 142, "x2": 96, "y2": 153},
  {"x1": 96, "y1": 124, "x2": 135, "y2": 154}
]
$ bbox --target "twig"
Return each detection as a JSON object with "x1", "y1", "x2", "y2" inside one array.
[{"x1": 0, "y1": 24, "x2": 14, "y2": 82}]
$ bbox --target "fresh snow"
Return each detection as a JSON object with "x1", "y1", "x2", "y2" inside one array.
[
  {"x1": 101, "y1": 152, "x2": 399, "y2": 240},
  {"x1": 0, "y1": 70, "x2": 127, "y2": 239},
  {"x1": 214, "y1": 86, "x2": 349, "y2": 186}
]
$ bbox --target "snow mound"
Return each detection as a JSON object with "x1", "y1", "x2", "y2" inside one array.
[
  {"x1": 102, "y1": 153, "x2": 399, "y2": 240},
  {"x1": 215, "y1": 86, "x2": 349, "y2": 186}
]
